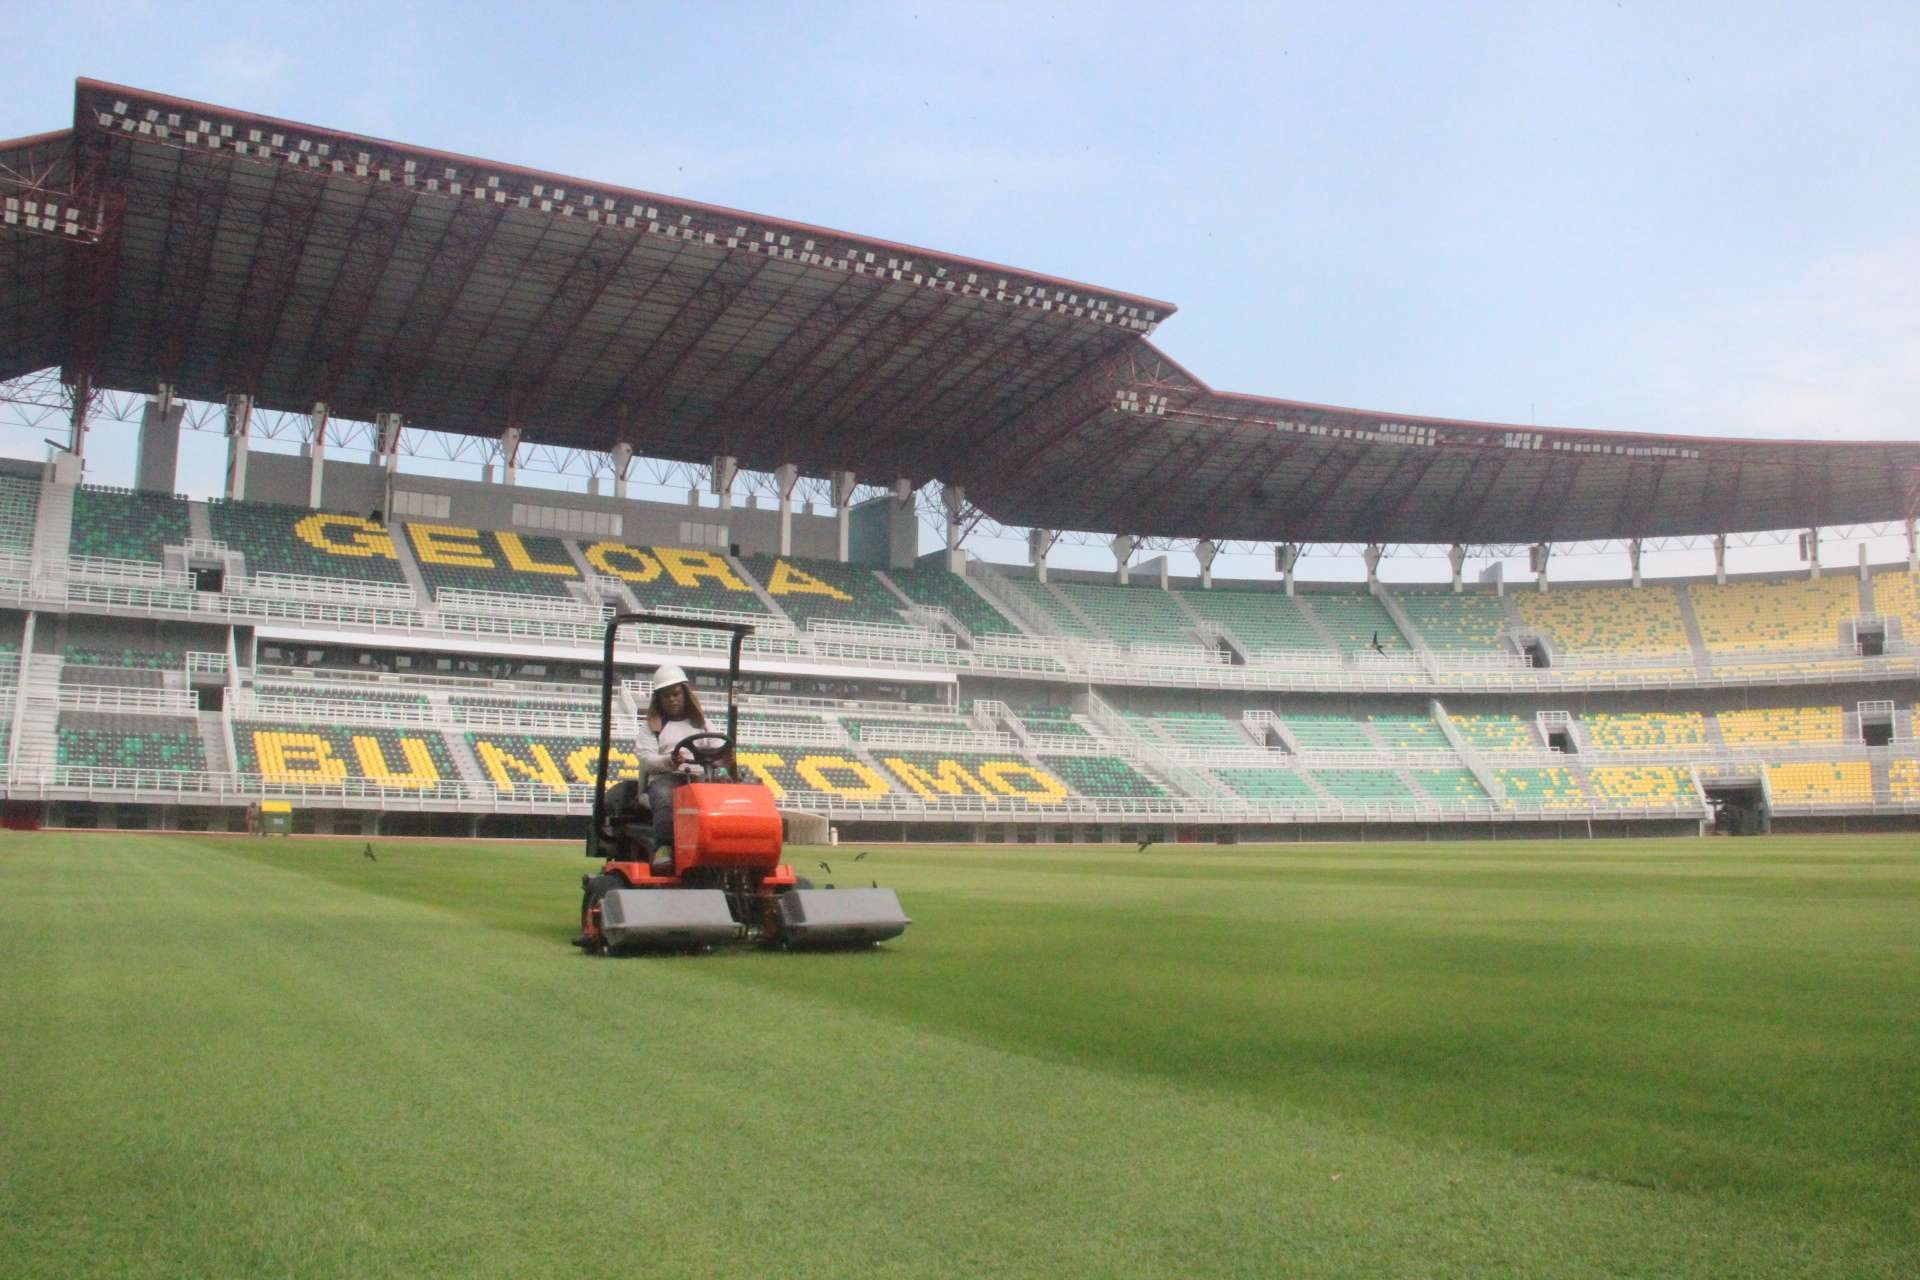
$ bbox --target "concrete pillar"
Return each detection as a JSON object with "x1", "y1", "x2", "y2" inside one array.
[
  {"x1": 1907, "y1": 517, "x2": 1917, "y2": 573},
  {"x1": 712, "y1": 454, "x2": 738, "y2": 512},
  {"x1": 305, "y1": 402, "x2": 328, "y2": 508},
  {"x1": 774, "y1": 463, "x2": 800, "y2": 556},
  {"x1": 1277, "y1": 543, "x2": 1300, "y2": 596},
  {"x1": 1363, "y1": 542, "x2": 1384, "y2": 592},
  {"x1": 1195, "y1": 539, "x2": 1218, "y2": 589},
  {"x1": 1447, "y1": 544, "x2": 1466, "y2": 593},
  {"x1": 1530, "y1": 542, "x2": 1550, "y2": 592},
  {"x1": 1628, "y1": 538, "x2": 1643, "y2": 588},
  {"x1": 134, "y1": 385, "x2": 183, "y2": 494},
  {"x1": 223, "y1": 393, "x2": 253, "y2": 501},
  {"x1": 938, "y1": 482, "x2": 966, "y2": 572},
  {"x1": 609, "y1": 442, "x2": 634, "y2": 500},
  {"x1": 832, "y1": 469, "x2": 858, "y2": 562},
  {"x1": 1858, "y1": 543, "x2": 1870, "y2": 583},
  {"x1": 500, "y1": 426, "x2": 523, "y2": 487},
  {"x1": 1805, "y1": 528, "x2": 1821, "y2": 579},
  {"x1": 1110, "y1": 534, "x2": 1136, "y2": 586},
  {"x1": 1029, "y1": 528, "x2": 1059, "y2": 584},
  {"x1": 374, "y1": 412, "x2": 405, "y2": 475},
  {"x1": 1713, "y1": 533, "x2": 1728, "y2": 585}
]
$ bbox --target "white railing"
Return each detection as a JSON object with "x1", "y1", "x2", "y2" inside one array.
[
  {"x1": 434, "y1": 588, "x2": 604, "y2": 621},
  {"x1": 186, "y1": 651, "x2": 229, "y2": 675},
  {"x1": 53, "y1": 685, "x2": 198, "y2": 714},
  {"x1": 854, "y1": 727, "x2": 1026, "y2": 753},
  {"x1": 1125, "y1": 642, "x2": 1229, "y2": 667},
  {"x1": 648, "y1": 603, "x2": 793, "y2": 634},
  {"x1": 64, "y1": 555, "x2": 194, "y2": 588},
  {"x1": 806, "y1": 618, "x2": 954, "y2": 650},
  {"x1": 238, "y1": 571, "x2": 419, "y2": 608}
]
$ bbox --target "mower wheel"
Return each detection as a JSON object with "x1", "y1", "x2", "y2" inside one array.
[{"x1": 580, "y1": 873, "x2": 626, "y2": 955}]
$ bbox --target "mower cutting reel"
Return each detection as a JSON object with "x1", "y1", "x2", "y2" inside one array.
[{"x1": 574, "y1": 611, "x2": 910, "y2": 954}]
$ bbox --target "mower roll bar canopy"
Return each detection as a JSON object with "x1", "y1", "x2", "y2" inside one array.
[{"x1": 589, "y1": 613, "x2": 754, "y2": 861}]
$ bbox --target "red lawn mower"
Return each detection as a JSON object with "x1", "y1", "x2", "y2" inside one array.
[{"x1": 574, "y1": 612, "x2": 910, "y2": 953}]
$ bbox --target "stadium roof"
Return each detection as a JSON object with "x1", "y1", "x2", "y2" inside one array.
[{"x1": 2, "y1": 78, "x2": 1916, "y2": 545}]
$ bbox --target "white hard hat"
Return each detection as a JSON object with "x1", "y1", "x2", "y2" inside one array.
[{"x1": 651, "y1": 663, "x2": 690, "y2": 691}]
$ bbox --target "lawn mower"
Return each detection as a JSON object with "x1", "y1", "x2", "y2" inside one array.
[{"x1": 574, "y1": 612, "x2": 910, "y2": 953}]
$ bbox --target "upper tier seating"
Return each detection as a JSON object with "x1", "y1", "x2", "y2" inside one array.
[
  {"x1": 1282, "y1": 714, "x2": 1374, "y2": 751},
  {"x1": 741, "y1": 555, "x2": 906, "y2": 627},
  {"x1": 1305, "y1": 593, "x2": 1408, "y2": 653},
  {"x1": 1368, "y1": 714, "x2": 1448, "y2": 750},
  {"x1": 465, "y1": 732, "x2": 641, "y2": 793},
  {"x1": 578, "y1": 541, "x2": 773, "y2": 617},
  {"x1": 64, "y1": 644, "x2": 180, "y2": 671},
  {"x1": 0, "y1": 473, "x2": 40, "y2": 552},
  {"x1": 1054, "y1": 582, "x2": 1199, "y2": 649},
  {"x1": 886, "y1": 565, "x2": 1020, "y2": 636},
  {"x1": 254, "y1": 684, "x2": 430, "y2": 717},
  {"x1": 840, "y1": 713, "x2": 974, "y2": 742},
  {"x1": 1150, "y1": 711, "x2": 1251, "y2": 748},
  {"x1": 1515, "y1": 585, "x2": 1688, "y2": 655},
  {"x1": 1039, "y1": 754, "x2": 1167, "y2": 800},
  {"x1": 1582, "y1": 712, "x2": 1707, "y2": 750},
  {"x1": 1004, "y1": 580, "x2": 1101, "y2": 638},
  {"x1": 1015, "y1": 707, "x2": 1092, "y2": 740},
  {"x1": 1394, "y1": 591, "x2": 1507, "y2": 651},
  {"x1": 207, "y1": 501, "x2": 407, "y2": 583},
  {"x1": 874, "y1": 751, "x2": 1072, "y2": 805},
  {"x1": 1215, "y1": 768, "x2": 1319, "y2": 802},
  {"x1": 235, "y1": 722, "x2": 455, "y2": 789},
  {"x1": 406, "y1": 523, "x2": 581, "y2": 599},
  {"x1": 1497, "y1": 767, "x2": 1586, "y2": 808},
  {"x1": 0, "y1": 641, "x2": 19, "y2": 686},
  {"x1": 1888, "y1": 758, "x2": 1920, "y2": 803},
  {"x1": 1588, "y1": 766, "x2": 1695, "y2": 807},
  {"x1": 1766, "y1": 761, "x2": 1872, "y2": 805},
  {"x1": 1450, "y1": 714, "x2": 1536, "y2": 752},
  {"x1": 1413, "y1": 768, "x2": 1489, "y2": 806},
  {"x1": 449, "y1": 694, "x2": 595, "y2": 719},
  {"x1": 71, "y1": 487, "x2": 190, "y2": 562},
  {"x1": 1870, "y1": 570, "x2": 1920, "y2": 636},
  {"x1": 1689, "y1": 576, "x2": 1858, "y2": 654},
  {"x1": 1312, "y1": 768, "x2": 1415, "y2": 803},
  {"x1": 1176, "y1": 587, "x2": 1325, "y2": 654},
  {"x1": 1716, "y1": 705, "x2": 1843, "y2": 746},
  {"x1": 57, "y1": 712, "x2": 206, "y2": 774}
]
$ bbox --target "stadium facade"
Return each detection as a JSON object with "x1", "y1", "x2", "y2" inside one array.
[{"x1": 1, "y1": 80, "x2": 1918, "y2": 840}]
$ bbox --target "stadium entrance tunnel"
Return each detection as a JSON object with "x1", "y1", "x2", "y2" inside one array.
[{"x1": 1704, "y1": 780, "x2": 1770, "y2": 836}]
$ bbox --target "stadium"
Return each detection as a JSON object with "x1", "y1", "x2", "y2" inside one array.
[{"x1": 4, "y1": 75, "x2": 1919, "y2": 1277}]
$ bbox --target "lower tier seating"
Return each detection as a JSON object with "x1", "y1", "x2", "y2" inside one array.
[
  {"x1": 1588, "y1": 766, "x2": 1695, "y2": 806},
  {"x1": 1413, "y1": 768, "x2": 1489, "y2": 805},
  {"x1": 1888, "y1": 758, "x2": 1920, "y2": 802},
  {"x1": 1015, "y1": 707, "x2": 1092, "y2": 739},
  {"x1": 1498, "y1": 767, "x2": 1586, "y2": 808},
  {"x1": 235, "y1": 723, "x2": 455, "y2": 788},
  {"x1": 1215, "y1": 768, "x2": 1320, "y2": 802},
  {"x1": 734, "y1": 749, "x2": 898, "y2": 802},
  {"x1": 466, "y1": 733, "x2": 638, "y2": 792},
  {"x1": 1283, "y1": 714, "x2": 1374, "y2": 751},
  {"x1": 1038, "y1": 754, "x2": 1166, "y2": 799},
  {"x1": 874, "y1": 751, "x2": 1071, "y2": 805},
  {"x1": 1582, "y1": 712, "x2": 1707, "y2": 750},
  {"x1": 57, "y1": 713, "x2": 205, "y2": 774},
  {"x1": 1312, "y1": 769, "x2": 1415, "y2": 803},
  {"x1": 65, "y1": 644, "x2": 180, "y2": 671},
  {"x1": 1766, "y1": 761, "x2": 1872, "y2": 805},
  {"x1": 1369, "y1": 714, "x2": 1448, "y2": 750},
  {"x1": 1450, "y1": 714, "x2": 1536, "y2": 752},
  {"x1": 1150, "y1": 711, "x2": 1249, "y2": 747}
]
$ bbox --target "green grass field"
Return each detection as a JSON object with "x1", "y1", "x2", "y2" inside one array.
[{"x1": 2, "y1": 832, "x2": 1916, "y2": 1278}]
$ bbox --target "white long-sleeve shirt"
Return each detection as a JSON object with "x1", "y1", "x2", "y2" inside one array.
[{"x1": 636, "y1": 717, "x2": 703, "y2": 775}]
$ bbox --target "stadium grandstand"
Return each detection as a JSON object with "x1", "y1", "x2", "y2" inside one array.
[{"x1": 1, "y1": 78, "x2": 1919, "y2": 840}]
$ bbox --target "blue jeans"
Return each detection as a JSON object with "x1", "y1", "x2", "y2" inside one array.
[{"x1": 648, "y1": 773, "x2": 682, "y2": 852}]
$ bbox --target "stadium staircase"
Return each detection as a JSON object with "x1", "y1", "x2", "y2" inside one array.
[
  {"x1": 186, "y1": 501, "x2": 214, "y2": 544},
  {"x1": 12, "y1": 656, "x2": 62, "y2": 784},
  {"x1": 964, "y1": 560, "x2": 1062, "y2": 638},
  {"x1": 1674, "y1": 588, "x2": 1714, "y2": 677},
  {"x1": 1042, "y1": 581, "x2": 1107, "y2": 639},
  {"x1": 729, "y1": 552, "x2": 794, "y2": 624},
  {"x1": 387, "y1": 524, "x2": 436, "y2": 610},
  {"x1": 1372, "y1": 589, "x2": 1442, "y2": 678},
  {"x1": 1430, "y1": 699, "x2": 1506, "y2": 801},
  {"x1": 1290, "y1": 597, "x2": 1345, "y2": 653},
  {"x1": 1080, "y1": 691, "x2": 1219, "y2": 798},
  {"x1": 30, "y1": 481, "x2": 74, "y2": 582},
  {"x1": 1869, "y1": 753, "x2": 1892, "y2": 803},
  {"x1": 196, "y1": 709, "x2": 233, "y2": 773}
]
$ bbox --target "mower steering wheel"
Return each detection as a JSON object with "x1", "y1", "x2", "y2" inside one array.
[{"x1": 672, "y1": 732, "x2": 734, "y2": 768}]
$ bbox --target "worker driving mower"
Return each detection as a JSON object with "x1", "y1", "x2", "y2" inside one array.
[{"x1": 573, "y1": 613, "x2": 910, "y2": 953}]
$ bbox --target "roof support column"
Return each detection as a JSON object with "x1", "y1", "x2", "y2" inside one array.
[
  {"x1": 305, "y1": 403, "x2": 329, "y2": 509},
  {"x1": 374, "y1": 412, "x2": 405, "y2": 476},
  {"x1": 1195, "y1": 539, "x2": 1218, "y2": 589},
  {"x1": 938, "y1": 481, "x2": 966, "y2": 572},
  {"x1": 712, "y1": 454, "x2": 738, "y2": 512},
  {"x1": 1858, "y1": 543, "x2": 1870, "y2": 583},
  {"x1": 223, "y1": 393, "x2": 253, "y2": 501},
  {"x1": 1803, "y1": 527, "x2": 1821, "y2": 579},
  {"x1": 1447, "y1": 544, "x2": 1466, "y2": 594},
  {"x1": 67, "y1": 373, "x2": 93, "y2": 464},
  {"x1": 833, "y1": 470, "x2": 858, "y2": 563},
  {"x1": 1363, "y1": 543, "x2": 1384, "y2": 593},
  {"x1": 135, "y1": 384, "x2": 184, "y2": 495},
  {"x1": 500, "y1": 427, "x2": 523, "y2": 487},
  {"x1": 1906, "y1": 516, "x2": 1917, "y2": 573},
  {"x1": 1713, "y1": 533, "x2": 1728, "y2": 584},
  {"x1": 1029, "y1": 528, "x2": 1059, "y2": 584},
  {"x1": 1628, "y1": 538, "x2": 1643, "y2": 588},
  {"x1": 609, "y1": 442, "x2": 634, "y2": 500},
  {"x1": 1277, "y1": 543, "x2": 1300, "y2": 596},
  {"x1": 1111, "y1": 534, "x2": 1135, "y2": 586},
  {"x1": 889, "y1": 478, "x2": 918, "y2": 570},
  {"x1": 774, "y1": 463, "x2": 800, "y2": 556},
  {"x1": 1530, "y1": 541, "x2": 1550, "y2": 593}
]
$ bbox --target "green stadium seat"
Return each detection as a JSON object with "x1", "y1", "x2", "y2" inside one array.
[
  {"x1": 1283, "y1": 714, "x2": 1374, "y2": 751},
  {"x1": 406, "y1": 522, "x2": 581, "y2": 599},
  {"x1": 1450, "y1": 714, "x2": 1535, "y2": 752},
  {"x1": 235, "y1": 722, "x2": 455, "y2": 789},
  {"x1": 1497, "y1": 767, "x2": 1586, "y2": 808},
  {"x1": 0, "y1": 474, "x2": 40, "y2": 552},
  {"x1": 1215, "y1": 768, "x2": 1319, "y2": 802},
  {"x1": 70, "y1": 486, "x2": 189, "y2": 562},
  {"x1": 874, "y1": 751, "x2": 1071, "y2": 805},
  {"x1": 1395, "y1": 591, "x2": 1507, "y2": 651},
  {"x1": 741, "y1": 554, "x2": 906, "y2": 627},
  {"x1": 887, "y1": 564, "x2": 1021, "y2": 636},
  {"x1": 579, "y1": 541, "x2": 773, "y2": 617},
  {"x1": 1304, "y1": 592, "x2": 1408, "y2": 654},
  {"x1": 63, "y1": 644, "x2": 180, "y2": 671},
  {"x1": 1311, "y1": 769, "x2": 1415, "y2": 803},
  {"x1": 1175, "y1": 587, "x2": 1326, "y2": 654},
  {"x1": 57, "y1": 712, "x2": 206, "y2": 774},
  {"x1": 1368, "y1": 714, "x2": 1448, "y2": 749},
  {"x1": 207, "y1": 500, "x2": 408, "y2": 583},
  {"x1": 1053, "y1": 582, "x2": 1198, "y2": 648},
  {"x1": 1413, "y1": 768, "x2": 1489, "y2": 806},
  {"x1": 1040, "y1": 754, "x2": 1166, "y2": 799}
]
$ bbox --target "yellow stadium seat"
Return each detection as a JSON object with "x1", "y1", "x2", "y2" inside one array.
[
  {"x1": 1515, "y1": 585, "x2": 1689, "y2": 655},
  {"x1": 1689, "y1": 577, "x2": 1858, "y2": 654},
  {"x1": 1717, "y1": 706, "x2": 1843, "y2": 747},
  {"x1": 1765, "y1": 761, "x2": 1871, "y2": 804}
]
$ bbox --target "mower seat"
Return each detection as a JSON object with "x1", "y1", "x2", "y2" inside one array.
[{"x1": 599, "y1": 779, "x2": 657, "y2": 860}]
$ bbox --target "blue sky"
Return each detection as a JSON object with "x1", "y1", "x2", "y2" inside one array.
[{"x1": 6, "y1": 1, "x2": 1917, "y2": 581}]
